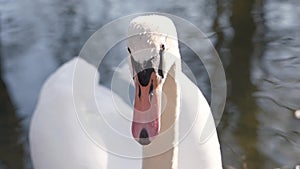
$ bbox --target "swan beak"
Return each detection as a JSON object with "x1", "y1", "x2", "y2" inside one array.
[{"x1": 132, "y1": 71, "x2": 162, "y2": 146}]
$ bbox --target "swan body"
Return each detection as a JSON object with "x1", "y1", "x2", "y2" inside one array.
[
  {"x1": 29, "y1": 58, "x2": 141, "y2": 169},
  {"x1": 30, "y1": 15, "x2": 222, "y2": 169}
]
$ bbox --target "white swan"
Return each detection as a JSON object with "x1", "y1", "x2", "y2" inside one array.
[{"x1": 29, "y1": 15, "x2": 223, "y2": 169}]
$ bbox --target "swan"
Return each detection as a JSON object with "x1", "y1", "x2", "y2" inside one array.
[{"x1": 29, "y1": 15, "x2": 223, "y2": 169}]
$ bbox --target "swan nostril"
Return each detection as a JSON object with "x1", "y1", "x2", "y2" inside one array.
[{"x1": 139, "y1": 128, "x2": 151, "y2": 145}]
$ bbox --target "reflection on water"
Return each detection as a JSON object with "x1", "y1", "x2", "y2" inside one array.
[
  {"x1": 216, "y1": 0, "x2": 300, "y2": 168},
  {"x1": 252, "y1": 0, "x2": 300, "y2": 167},
  {"x1": 0, "y1": 0, "x2": 300, "y2": 168},
  {"x1": 0, "y1": 70, "x2": 24, "y2": 168},
  {"x1": 217, "y1": 0, "x2": 265, "y2": 168}
]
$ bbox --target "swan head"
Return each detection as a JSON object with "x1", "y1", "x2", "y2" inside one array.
[{"x1": 127, "y1": 15, "x2": 180, "y2": 145}]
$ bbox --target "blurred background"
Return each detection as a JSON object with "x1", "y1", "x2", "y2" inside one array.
[{"x1": 0, "y1": 0, "x2": 299, "y2": 168}]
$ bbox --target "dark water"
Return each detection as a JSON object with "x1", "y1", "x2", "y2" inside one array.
[
  {"x1": 0, "y1": 0, "x2": 299, "y2": 168},
  {"x1": 0, "y1": 71, "x2": 24, "y2": 168}
]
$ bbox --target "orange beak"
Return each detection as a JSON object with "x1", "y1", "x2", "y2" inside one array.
[{"x1": 131, "y1": 70, "x2": 161, "y2": 145}]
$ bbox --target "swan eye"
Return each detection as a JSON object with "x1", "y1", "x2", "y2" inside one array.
[
  {"x1": 158, "y1": 69, "x2": 163, "y2": 79},
  {"x1": 127, "y1": 47, "x2": 131, "y2": 54},
  {"x1": 160, "y1": 44, "x2": 165, "y2": 50}
]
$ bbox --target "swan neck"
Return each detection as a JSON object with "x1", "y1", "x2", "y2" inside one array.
[{"x1": 142, "y1": 63, "x2": 180, "y2": 169}]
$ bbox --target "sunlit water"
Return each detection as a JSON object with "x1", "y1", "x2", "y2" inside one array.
[{"x1": 0, "y1": 0, "x2": 299, "y2": 168}]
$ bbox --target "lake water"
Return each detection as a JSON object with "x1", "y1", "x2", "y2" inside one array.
[{"x1": 0, "y1": 0, "x2": 299, "y2": 168}]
